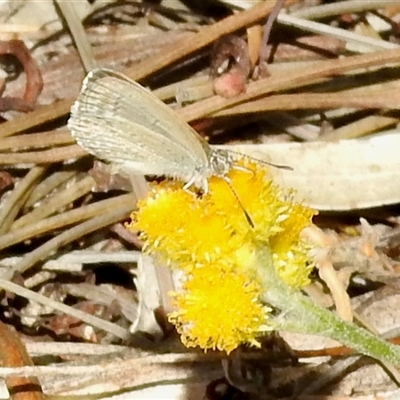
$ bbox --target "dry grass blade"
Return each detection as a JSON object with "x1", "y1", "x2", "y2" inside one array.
[
  {"x1": 0, "y1": 193, "x2": 136, "y2": 251},
  {"x1": 3, "y1": 200, "x2": 134, "y2": 277},
  {"x1": 54, "y1": 0, "x2": 96, "y2": 72},
  {"x1": 292, "y1": 0, "x2": 400, "y2": 20},
  {"x1": 0, "y1": 0, "x2": 297, "y2": 138},
  {"x1": 12, "y1": 175, "x2": 94, "y2": 230},
  {"x1": 0, "y1": 129, "x2": 74, "y2": 150},
  {"x1": 178, "y1": 48, "x2": 400, "y2": 121},
  {"x1": 0, "y1": 166, "x2": 46, "y2": 234},
  {"x1": 0, "y1": 279, "x2": 128, "y2": 339}
]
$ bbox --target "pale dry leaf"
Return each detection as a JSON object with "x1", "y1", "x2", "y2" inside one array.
[
  {"x1": 222, "y1": 132, "x2": 400, "y2": 210},
  {"x1": 130, "y1": 255, "x2": 164, "y2": 338}
]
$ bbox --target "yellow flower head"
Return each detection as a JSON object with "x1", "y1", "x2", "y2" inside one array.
[
  {"x1": 128, "y1": 158, "x2": 316, "y2": 352},
  {"x1": 169, "y1": 263, "x2": 269, "y2": 353}
]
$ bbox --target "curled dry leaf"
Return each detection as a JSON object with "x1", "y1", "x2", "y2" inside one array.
[
  {"x1": 0, "y1": 39, "x2": 43, "y2": 112},
  {"x1": 211, "y1": 35, "x2": 250, "y2": 98}
]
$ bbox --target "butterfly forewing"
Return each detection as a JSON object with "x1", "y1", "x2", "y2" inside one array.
[{"x1": 68, "y1": 68, "x2": 211, "y2": 182}]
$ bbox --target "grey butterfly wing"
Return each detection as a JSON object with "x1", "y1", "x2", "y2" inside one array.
[
  {"x1": 73, "y1": 116, "x2": 204, "y2": 182},
  {"x1": 68, "y1": 68, "x2": 210, "y2": 181}
]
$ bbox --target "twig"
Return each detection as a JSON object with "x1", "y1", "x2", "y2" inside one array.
[
  {"x1": 0, "y1": 320, "x2": 44, "y2": 400},
  {"x1": 259, "y1": 0, "x2": 286, "y2": 74}
]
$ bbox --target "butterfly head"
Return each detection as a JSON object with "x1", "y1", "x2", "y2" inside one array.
[{"x1": 209, "y1": 149, "x2": 235, "y2": 177}]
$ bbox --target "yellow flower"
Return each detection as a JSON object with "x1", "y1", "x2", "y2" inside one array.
[
  {"x1": 168, "y1": 263, "x2": 269, "y2": 353},
  {"x1": 269, "y1": 200, "x2": 315, "y2": 288},
  {"x1": 129, "y1": 158, "x2": 316, "y2": 353},
  {"x1": 208, "y1": 161, "x2": 288, "y2": 239},
  {"x1": 131, "y1": 181, "x2": 247, "y2": 270}
]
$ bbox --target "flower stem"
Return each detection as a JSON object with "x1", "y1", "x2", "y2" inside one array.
[{"x1": 254, "y1": 240, "x2": 400, "y2": 366}]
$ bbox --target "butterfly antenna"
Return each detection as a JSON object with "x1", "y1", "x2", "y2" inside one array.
[
  {"x1": 223, "y1": 177, "x2": 254, "y2": 228},
  {"x1": 225, "y1": 149, "x2": 293, "y2": 171}
]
